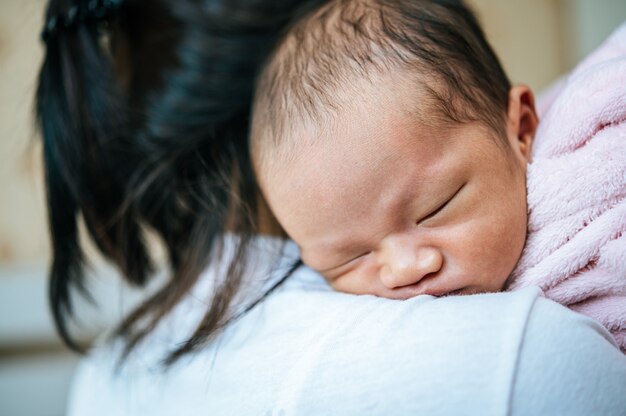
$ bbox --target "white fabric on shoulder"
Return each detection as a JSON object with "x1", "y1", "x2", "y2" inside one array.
[
  {"x1": 511, "y1": 298, "x2": 626, "y2": 415},
  {"x1": 67, "y1": 237, "x2": 626, "y2": 415}
]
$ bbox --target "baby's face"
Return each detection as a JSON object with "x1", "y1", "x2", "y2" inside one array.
[{"x1": 259, "y1": 85, "x2": 534, "y2": 299}]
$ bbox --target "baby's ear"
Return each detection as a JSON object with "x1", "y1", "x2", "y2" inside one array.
[{"x1": 506, "y1": 85, "x2": 538, "y2": 163}]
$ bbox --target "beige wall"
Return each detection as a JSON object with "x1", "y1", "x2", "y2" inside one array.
[
  {"x1": 0, "y1": 0, "x2": 48, "y2": 264},
  {"x1": 0, "y1": 0, "x2": 624, "y2": 267},
  {"x1": 470, "y1": 0, "x2": 567, "y2": 91}
]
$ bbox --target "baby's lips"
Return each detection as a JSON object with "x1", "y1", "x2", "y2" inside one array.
[
  {"x1": 392, "y1": 281, "x2": 462, "y2": 298},
  {"x1": 409, "y1": 275, "x2": 467, "y2": 297},
  {"x1": 380, "y1": 272, "x2": 467, "y2": 299},
  {"x1": 420, "y1": 286, "x2": 461, "y2": 297}
]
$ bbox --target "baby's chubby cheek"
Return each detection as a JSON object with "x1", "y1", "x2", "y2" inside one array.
[
  {"x1": 456, "y1": 175, "x2": 529, "y2": 292},
  {"x1": 466, "y1": 211, "x2": 528, "y2": 292}
]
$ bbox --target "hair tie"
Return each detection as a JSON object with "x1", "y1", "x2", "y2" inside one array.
[{"x1": 41, "y1": 0, "x2": 125, "y2": 42}]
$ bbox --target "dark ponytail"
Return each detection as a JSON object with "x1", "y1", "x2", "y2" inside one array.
[
  {"x1": 36, "y1": 0, "x2": 321, "y2": 366},
  {"x1": 37, "y1": 0, "x2": 153, "y2": 353}
]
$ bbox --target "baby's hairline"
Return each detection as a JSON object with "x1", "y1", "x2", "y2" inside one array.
[
  {"x1": 250, "y1": 0, "x2": 515, "y2": 181},
  {"x1": 250, "y1": 70, "x2": 512, "y2": 183}
]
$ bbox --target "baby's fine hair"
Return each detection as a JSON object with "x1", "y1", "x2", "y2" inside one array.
[{"x1": 252, "y1": 0, "x2": 511, "y2": 169}]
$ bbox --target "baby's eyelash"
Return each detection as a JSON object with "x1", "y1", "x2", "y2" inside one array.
[
  {"x1": 419, "y1": 183, "x2": 466, "y2": 223},
  {"x1": 334, "y1": 251, "x2": 371, "y2": 270},
  {"x1": 350, "y1": 251, "x2": 371, "y2": 262},
  {"x1": 316, "y1": 251, "x2": 369, "y2": 274}
]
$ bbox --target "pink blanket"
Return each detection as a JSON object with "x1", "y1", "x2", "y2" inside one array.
[{"x1": 507, "y1": 23, "x2": 626, "y2": 351}]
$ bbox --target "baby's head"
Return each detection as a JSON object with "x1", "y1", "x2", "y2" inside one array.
[{"x1": 251, "y1": 0, "x2": 538, "y2": 298}]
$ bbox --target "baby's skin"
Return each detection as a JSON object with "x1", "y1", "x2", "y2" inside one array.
[{"x1": 257, "y1": 75, "x2": 538, "y2": 299}]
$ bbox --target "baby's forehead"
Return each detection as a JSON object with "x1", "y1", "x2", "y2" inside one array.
[
  {"x1": 255, "y1": 76, "x2": 490, "y2": 199},
  {"x1": 296, "y1": 76, "x2": 462, "y2": 152}
]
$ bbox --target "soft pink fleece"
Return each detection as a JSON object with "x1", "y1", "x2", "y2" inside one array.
[{"x1": 507, "y1": 23, "x2": 626, "y2": 351}]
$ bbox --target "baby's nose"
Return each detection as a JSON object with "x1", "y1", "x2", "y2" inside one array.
[{"x1": 379, "y1": 244, "x2": 443, "y2": 289}]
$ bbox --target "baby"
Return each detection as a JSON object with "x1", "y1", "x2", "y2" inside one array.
[{"x1": 250, "y1": 1, "x2": 625, "y2": 346}]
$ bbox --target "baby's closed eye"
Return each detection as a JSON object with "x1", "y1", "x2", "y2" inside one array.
[
  {"x1": 317, "y1": 251, "x2": 372, "y2": 277},
  {"x1": 417, "y1": 182, "x2": 467, "y2": 226}
]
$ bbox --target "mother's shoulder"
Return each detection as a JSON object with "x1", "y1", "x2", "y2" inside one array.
[{"x1": 69, "y1": 270, "x2": 625, "y2": 416}]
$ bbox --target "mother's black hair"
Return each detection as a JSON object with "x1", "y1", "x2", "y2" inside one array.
[{"x1": 36, "y1": 0, "x2": 320, "y2": 366}]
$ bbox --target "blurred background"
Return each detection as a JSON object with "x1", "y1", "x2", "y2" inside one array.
[{"x1": 1, "y1": 0, "x2": 625, "y2": 415}]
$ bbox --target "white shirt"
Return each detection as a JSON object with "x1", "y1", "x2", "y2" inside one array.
[{"x1": 67, "y1": 236, "x2": 626, "y2": 415}]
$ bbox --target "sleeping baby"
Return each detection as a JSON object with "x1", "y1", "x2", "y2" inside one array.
[{"x1": 250, "y1": 0, "x2": 626, "y2": 349}]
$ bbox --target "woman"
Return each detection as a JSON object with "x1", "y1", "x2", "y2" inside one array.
[{"x1": 36, "y1": 0, "x2": 626, "y2": 414}]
